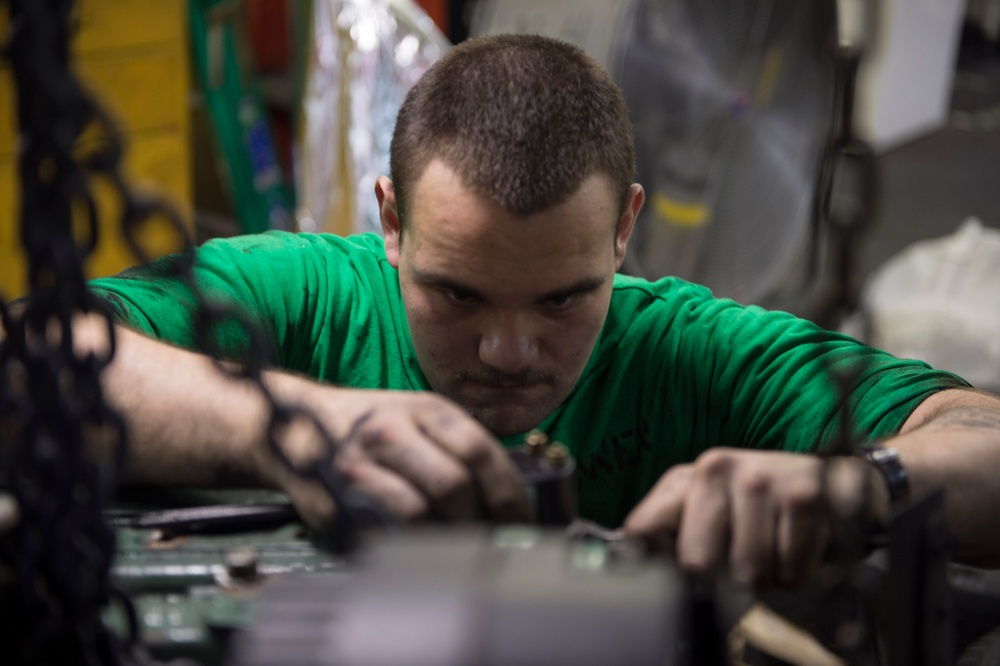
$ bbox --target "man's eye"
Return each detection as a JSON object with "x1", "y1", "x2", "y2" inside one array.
[
  {"x1": 443, "y1": 289, "x2": 477, "y2": 305},
  {"x1": 545, "y1": 294, "x2": 576, "y2": 310}
]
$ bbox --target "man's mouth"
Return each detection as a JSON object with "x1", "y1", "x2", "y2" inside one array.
[
  {"x1": 457, "y1": 369, "x2": 555, "y2": 390},
  {"x1": 492, "y1": 381, "x2": 532, "y2": 389}
]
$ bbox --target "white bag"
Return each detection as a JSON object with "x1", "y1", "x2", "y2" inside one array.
[{"x1": 842, "y1": 218, "x2": 1000, "y2": 392}]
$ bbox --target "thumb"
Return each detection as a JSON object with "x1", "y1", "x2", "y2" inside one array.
[{"x1": 622, "y1": 465, "x2": 694, "y2": 553}]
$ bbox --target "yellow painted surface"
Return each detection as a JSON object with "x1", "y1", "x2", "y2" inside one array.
[
  {"x1": 0, "y1": 155, "x2": 26, "y2": 300},
  {"x1": 1, "y1": 19, "x2": 189, "y2": 158},
  {"x1": 76, "y1": 46, "x2": 189, "y2": 136},
  {"x1": 73, "y1": 0, "x2": 187, "y2": 54},
  {"x1": 84, "y1": 130, "x2": 192, "y2": 281},
  {"x1": 651, "y1": 191, "x2": 711, "y2": 228},
  {"x1": 0, "y1": 67, "x2": 13, "y2": 161},
  {"x1": 0, "y1": 130, "x2": 192, "y2": 299},
  {"x1": 0, "y1": 0, "x2": 192, "y2": 300}
]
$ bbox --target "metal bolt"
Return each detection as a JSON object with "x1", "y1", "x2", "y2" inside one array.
[
  {"x1": 525, "y1": 429, "x2": 549, "y2": 454},
  {"x1": 224, "y1": 546, "x2": 259, "y2": 582},
  {"x1": 545, "y1": 443, "x2": 569, "y2": 468}
]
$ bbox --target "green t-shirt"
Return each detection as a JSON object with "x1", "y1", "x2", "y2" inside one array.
[{"x1": 89, "y1": 231, "x2": 970, "y2": 527}]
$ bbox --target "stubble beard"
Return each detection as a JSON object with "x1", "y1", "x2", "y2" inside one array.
[{"x1": 452, "y1": 367, "x2": 561, "y2": 437}]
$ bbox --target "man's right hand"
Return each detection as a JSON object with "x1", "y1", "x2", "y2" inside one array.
[
  {"x1": 264, "y1": 386, "x2": 533, "y2": 528},
  {"x1": 10, "y1": 309, "x2": 535, "y2": 534},
  {"x1": 64, "y1": 317, "x2": 531, "y2": 530}
]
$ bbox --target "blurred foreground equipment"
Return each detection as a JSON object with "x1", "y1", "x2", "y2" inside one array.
[{"x1": 230, "y1": 526, "x2": 694, "y2": 666}]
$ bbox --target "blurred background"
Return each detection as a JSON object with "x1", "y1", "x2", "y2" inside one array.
[{"x1": 1, "y1": 0, "x2": 998, "y2": 383}]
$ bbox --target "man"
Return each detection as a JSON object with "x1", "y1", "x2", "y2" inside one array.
[{"x1": 45, "y1": 34, "x2": 1000, "y2": 587}]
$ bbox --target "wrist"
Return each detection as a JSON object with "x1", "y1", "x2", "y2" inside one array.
[{"x1": 257, "y1": 372, "x2": 354, "y2": 486}]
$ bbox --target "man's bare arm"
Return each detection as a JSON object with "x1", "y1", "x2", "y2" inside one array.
[
  {"x1": 624, "y1": 386, "x2": 1000, "y2": 586},
  {"x1": 6, "y1": 312, "x2": 530, "y2": 527},
  {"x1": 891, "y1": 388, "x2": 1000, "y2": 567}
]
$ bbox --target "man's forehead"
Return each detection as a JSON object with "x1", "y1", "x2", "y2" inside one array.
[
  {"x1": 405, "y1": 158, "x2": 620, "y2": 219},
  {"x1": 398, "y1": 160, "x2": 622, "y2": 291},
  {"x1": 402, "y1": 213, "x2": 612, "y2": 276}
]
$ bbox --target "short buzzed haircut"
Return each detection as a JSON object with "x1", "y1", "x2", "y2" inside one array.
[{"x1": 389, "y1": 33, "x2": 636, "y2": 225}]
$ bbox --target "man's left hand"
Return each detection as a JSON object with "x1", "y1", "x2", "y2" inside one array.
[{"x1": 622, "y1": 448, "x2": 881, "y2": 588}]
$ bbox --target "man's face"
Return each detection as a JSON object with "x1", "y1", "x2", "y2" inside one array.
[{"x1": 380, "y1": 160, "x2": 642, "y2": 437}]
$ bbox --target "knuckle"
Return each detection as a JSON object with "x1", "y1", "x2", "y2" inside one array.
[
  {"x1": 695, "y1": 448, "x2": 733, "y2": 480},
  {"x1": 334, "y1": 453, "x2": 366, "y2": 479},
  {"x1": 418, "y1": 391, "x2": 458, "y2": 414},
  {"x1": 783, "y1": 482, "x2": 822, "y2": 512},
  {"x1": 457, "y1": 437, "x2": 495, "y2": 470},
  {"x1": 661, "y1": 463, "x2": 694, "y2": 486},
  {"x1": 735, "y1": 468, "x2": 771, "y2": 496},
  {"x1": 355, "y1": 421, "x2": 396, "y2": 454}
]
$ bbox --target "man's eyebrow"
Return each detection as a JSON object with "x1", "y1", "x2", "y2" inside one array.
[
  {"x1": 537, "y1": 275, "x2": 607, "y2": 302},
  {"x1": 412, "y1": 269, "x2": 486, "y2": 299},
  {"x1": 411, "y1": 269, "x2": 607, "y2": 303}
]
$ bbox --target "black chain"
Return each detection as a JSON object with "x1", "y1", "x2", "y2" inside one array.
[
  {"x1": 810, "y1": 44, "x2": 878, "y2": 331},
  {"x1": 0, "y1": 1, "x2": 386, "y2": 663},
  {"x1": 0, "y1": 1, "x2": 129, "y2": 662}
]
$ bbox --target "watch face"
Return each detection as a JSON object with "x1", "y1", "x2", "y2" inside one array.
[{"x1": 862, "y1": 447, "x2": 910, "y2": 502}]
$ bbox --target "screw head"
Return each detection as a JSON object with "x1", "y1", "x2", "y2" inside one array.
[
  {"x1": 525, "y1": 429, "x2": 549, "y2": 454},
  {"x1": 224, "y1": 546, "x2": 259, "y2": 582},
  {"x1": 545, "y1": 443, "x2": 569, "y2": 468}
]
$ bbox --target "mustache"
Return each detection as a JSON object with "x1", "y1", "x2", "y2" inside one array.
[{"x1": 457, "y1": 368, "x2": 556, "y2": 388}]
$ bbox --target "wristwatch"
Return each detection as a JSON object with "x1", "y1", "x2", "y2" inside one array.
[{"x1": 857, "y1": 446, "x2": 910, "y2": 505}]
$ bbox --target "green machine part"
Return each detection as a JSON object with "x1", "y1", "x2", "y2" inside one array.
[
  {"x1": 188, "y1": 0, "x2": 295, "y2": 234},
  {"x1": 102, "y1": 489, "x2": 346, "y2": 664}
]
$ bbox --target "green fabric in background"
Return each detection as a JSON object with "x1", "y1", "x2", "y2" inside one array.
[{"x1": 188, "y1": 0, "x2": 295, "y2": 234}]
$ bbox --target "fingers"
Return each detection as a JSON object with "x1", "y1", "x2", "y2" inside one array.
[
  {"x1": 623, "y1": 465, "x2": 692, "y2": 552},
  {"x1": 729, "y1": 469, "x2": 776, "y2": 586},
  {"x1": 415, "y1": 407, "x2": 531, "y2": 522},
  {"x1": 777, "y1": 498, "x2": 829, "y2": 587},
  {"x1": 355, "y1": 425, "x2": 481, "y2": 521},
  {"x1": 338, "y1": 454, "x2": 433, "y2": 520},
  {"x1": 274, "y1": 451, "x2": 435, "y2": 529},
  {"x1": 272, "y1": 387, "x2": 530, "y2": 526},
  {"x1": 676, "y1": 451, "x2": 736, "y2": 577},
  {"x1": 277, "y1": 474, "x2": 337, "y2": 529},
  {"x1": 330, "y1": 392, "x2": 529, "y2": 523},
  {"x1": 625, "y1": 449, "x2": 835, "y2": 589}
]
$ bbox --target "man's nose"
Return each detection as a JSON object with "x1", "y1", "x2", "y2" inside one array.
[{"x1": 478, "y1": 315, "x2": 539, "y2": 375}]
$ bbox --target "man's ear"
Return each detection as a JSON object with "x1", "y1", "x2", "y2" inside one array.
[
  {"x1": 376, "y1": 176, "x2": 401, "y2": 268},
  {"x1": 615, "y1": 183, "x2": 644, "y2": 270}
]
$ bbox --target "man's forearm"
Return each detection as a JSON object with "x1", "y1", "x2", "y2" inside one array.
[
  {"x1": 97, "y1": 321, "x2": 278, "y2": 487},
  {"x1": 2, "y1": 308, "x2": 269, "y2": 487},
  {"x1": 1, "y1": 308, "x2": 530, "y2": 528},
  {"x1": 891, "y1": 388, "x2": 1000, "y2": 567}
]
